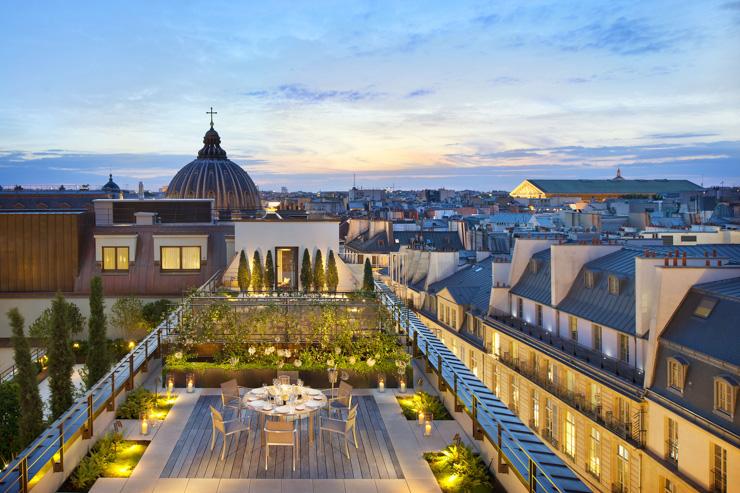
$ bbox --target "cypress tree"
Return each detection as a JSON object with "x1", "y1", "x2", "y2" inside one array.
[
  {"x1": 86, "y1": 276, "x2": 109, "y2": 385},
  {"x1": 251, "y1": 251, "x2": 263, "y2": 292},
  {"x1": 326, "y1": 250, "x2": 339, "y2": 293},
  {"x1": 362, "y1": 258, "x2": 374, "y2": 292},
  {"x1": 47, "y1": 293, "x2": 75, "y2": 419},
  {"x1": 264, "y1": 250, "x2": 275, "y2": 292},
  {"x1": 313, "y1": 250, "x2": 325, "y2": 292},
  {"x1": 237, "y1": 250, "x2": 250, "y2": 292},
  {"x1": 8, "y1": 308, "x2": 44, "y2": 447},
  {"x1": 300, "y1": 249, "x2": 312, "y2": 293}
]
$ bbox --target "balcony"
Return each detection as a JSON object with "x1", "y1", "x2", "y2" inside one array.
[{"x1": 487, "y1": 313, "x2": 645, "y2": 386}]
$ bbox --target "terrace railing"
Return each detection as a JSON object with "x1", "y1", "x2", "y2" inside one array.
[
  {"x1": 0, "y1": 311, "x2": 177, "y2": 492},
  {"x1": 376, "y1": 280, "x2": 590, "y2": 493},
  {"x1": 0, "y1": 348, "x2": 46, "y2": 385}
]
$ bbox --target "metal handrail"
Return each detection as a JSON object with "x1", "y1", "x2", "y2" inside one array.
[
  {"x1": 0, "y1": 347, "x2": 46, "y2": 385},
  {"x1": 375, "y1": 281, "x2": 590, "y2": 493}
]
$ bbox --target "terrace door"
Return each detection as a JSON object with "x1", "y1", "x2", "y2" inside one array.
[{"x1": 275, "y1": 247, "x2": 298, "y2": 291}]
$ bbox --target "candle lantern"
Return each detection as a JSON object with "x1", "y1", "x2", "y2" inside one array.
[
  {"x1": 418, "y1": 410, "x2": 425, "y2": 426},
  {"x1": 377, "y1": 373, "x2": 386, "y2": 393},
  {"x1": 140, "y1": 412, "x2": 150, "y2": 436},
  {"x1": 186, "y1": 372, "x2": 195, "y2": 393},
  {"x1": 166, "y1": 374, "x2": 175, "y2": 399},
  {"x1": 327, "y1": 367, "x2": 338, "y2": 397},
  {"x1": 399, "y1": 376, "x2": 407, "y2": 394},
  {"x1": 424, "y1": 412, "x2": 433, "y2": 437}
]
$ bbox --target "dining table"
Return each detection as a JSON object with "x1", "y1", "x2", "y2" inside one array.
[{"x1": 243, "y1": 384, "x2": 328, "y2": 444}]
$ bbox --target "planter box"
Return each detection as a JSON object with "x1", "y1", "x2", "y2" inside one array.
[{"x1": 166, "y1": 366, "x2": 413, "y2": 389}]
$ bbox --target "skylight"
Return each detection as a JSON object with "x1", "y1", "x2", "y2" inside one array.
[{"x1": 693, "y1": 296, "x2": 718, "y2": 319}]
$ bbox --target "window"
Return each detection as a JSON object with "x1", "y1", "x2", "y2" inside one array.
[
  {"x1": 451, "y1": 309, "x2": 457, "y2": 328},
  {"x1": 517, "y1": 297, "x2": 523, "y2": 318},
  {"x1": 666, "y1": 417, "x2": 678, "y2": 464},
  {"x1": 608, "y1": 275, "x2": 621, "y2": 295},
  {"x1": 616, "y1": 397, "x2": 630, "y2": 428},
  {"x1": 546, "y1": 360, "x2": 557, "y2": 386},
  {"x1": 535, "y1": 304, "x2": 543, "y2": 326},
  {"x1": 494, "y1": 364, "x2": 501, "y2": 396},
  {"x1": 694, "y1": 296, "x2": 718, "y2": 319},
  {"x1": 616, "y1": 444, "x2": 630, "y2": 493},
  {"x1": 469, "y1": 353, "x2": 478, "y2": 378},
  {"x1": 588, "y1": 428, "x2": 601, "y2": 478},
  {"x1": 584, "y1": 270, "x2": 595, "y2": 288},
  {"x1": 592, "y1": 324, "x2": 602, "y2": 352},
  {"x1": 531, "y1": 390, "x2": 540, "y2": 430},
  {"x1": 568, "y1": 316, "x2": 578, "y2": 341},
  {"x1": 529, "y1": 258, "x2": 539, "y2": 273},
  {"x1": 102, "y1": 246, "x2": 129, "y2": 271},
  {"x1": 590, "y1": 383, "x2": 601, "y2": 414},
  {"x1": 667, "y1": 357, "x2": 688, "y2": 393},
  {"x1": 711, "y1": 444, "x2": 727, "y2": 493},
  {"x1": 563, "y1": 411, "x2": 576, "y2": 459},
  {"x1": 663, "y1": 478, "x2": 675, "y2": 493},
  {"x1": 493, "y1": 332, "x2": 501, "y2": 357},
  {"x1": 544, "y1": 398, "x2": 558, "y2": 445},
  {"x1": 618, "y1": 334, "x2": 630, "y2": 363},
  {"x1": 714, "y1": 376, "x2": 737, "y2": 418},
  {"x1": 566, "y1": 370, "x2": 576, "y2": 394},
  {"x1": 161, "y1": 246, "x2": 201, "y2": 271},
  {"x1": 681, "y1": 235, "x2": 697, "y2": 242},
  {"x1": 510, "y1": 375, "x2": 520, "y2": 414}
]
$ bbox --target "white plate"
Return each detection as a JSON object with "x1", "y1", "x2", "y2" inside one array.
[
  {"x1": 313, "y1": 395, "x2": 324, "y2": 401},
  {"x1": 275, "y1": 405, "x2": 291, "y2": 414},
  {"x1": 306, "y1": 389, "x2": 321, "y2": 396},
  {"x1": 295, "y1": 405, "x2": 305, "y2": 411},
  {"x1": 307, "y1": 400, "x2": 322, "y2": 408},
  {"x1": 249, "y1": 400, "x2": 265, "y2": 408}
]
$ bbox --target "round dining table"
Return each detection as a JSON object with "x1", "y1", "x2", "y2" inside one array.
[{"x1": 244, "y1": 385, "x2": 328, "y2": 444}]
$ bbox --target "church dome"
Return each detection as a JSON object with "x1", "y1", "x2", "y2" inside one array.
[
  {"x1": 166, "y1": 124, "x2": 261, "y2": 212},
  {"x1": 102, "y1": 174, "x2": 120, "y2": 192}
]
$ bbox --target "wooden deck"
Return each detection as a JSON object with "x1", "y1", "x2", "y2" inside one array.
[{"x1": 160, "y1": 395, "x2": 405, "y2": 480}]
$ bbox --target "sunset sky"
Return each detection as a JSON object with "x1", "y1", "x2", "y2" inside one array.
[{"x1": 1, "y1": 1, "x2": 739, "y2": 191}]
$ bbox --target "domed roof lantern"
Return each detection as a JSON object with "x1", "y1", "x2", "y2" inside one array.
[{"x1": 102, "y1": 173, "x2": 120, "y2": 192}]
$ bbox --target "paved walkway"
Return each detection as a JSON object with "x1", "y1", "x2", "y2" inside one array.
[{"x1": 89, "y1": 373, "x2": 458, "y2": 492}]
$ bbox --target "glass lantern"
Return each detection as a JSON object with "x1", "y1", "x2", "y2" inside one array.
[
  {"x1": 186, "y1": 372, "x2": 195, "y2": 393},
  {"x1": 140, "y1": 411, "x2": 150, "y2": 436},
  {"x1": 377, "y1": 373, "x2": 386, "y2": 393},
  {"x1": 398, "y1": 375, "x2": 407, "y2": 394},
  {"x1": 166, "y1": 373, "x2": 175, "y2": 399},
  {"x1": 424, "y1": 412, "x2": 433, "y2": 437}
]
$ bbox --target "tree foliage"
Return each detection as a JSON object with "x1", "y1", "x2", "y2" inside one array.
[
  {"x1": 142, "y1": 299, "x2": 174, "y2": 328},
  {"x1": 86, "y1": 277, "x2": 109, "y2": 386},
  {"x1": 8, "y1": 308, "x2": 44, "y2": 448},
  {"x1": 264, "y1": 250, "x2": 275, "y2": 291},
  {"x1": 362, "y1": 258, "x2": 374, "y2": 292},
  {"x1": 300, "y1": 249, "x2": 312, "y2": 293},
  {"x1": 30, "y1": 299, "x2": 85, "y2": 348},
  {"x1": 110, "y1": 296, "x2": 147, "y2": 341},
  {"x1": 237, "y1": 250, "x2": 250, "y2": 292},
  {"x1": 0, "y1": 381, "x2": 20, "y2": 465},
  {"x1": 251, "y1": 250, "x2": 264, "y2": 292},
  {"x1": 48, "y1": 293, "x2": 76, "y2": 419},
  {"x1": 326, "y1": 250, "x2": 339, "y2": 293},
  {"x1": 312, "y1": 250, "x2": 325, "y2": 292}
]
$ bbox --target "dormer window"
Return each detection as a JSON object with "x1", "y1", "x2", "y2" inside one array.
[
  {"x1": 608, "y1": 275, "x2": 620, "y2": 295},
  {"x1": 714, "y1": 375, "x2": 737, "y2": 419},
  {"x1": 667, "y1": 356, "x2": 689, "y2": 394},
  {"x1": 529, "y1": 258, "x2": 539, "y2": 273},
  {"x1": 584, "y1": 271, "x2": 595, "y2": 288},
  {"x1": 693, "y1": 296, "x2": 718, "y2": 319}
]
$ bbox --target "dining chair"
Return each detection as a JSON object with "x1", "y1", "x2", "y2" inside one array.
[
  {"x1": 326, "y1": 381, "x2": 353, "y2": 417},
  {"x1": 264, "y1": 419, "x2": 297, "y2": 470},
  {"x1": 277, "y1": 370, "x2": 299, "y2": 385},
  {"x1": 209, "y1": 405, "x2": 250, "y2": 461},
  {"x1": 319, "y1": 405, "x2": 358, "y2": 459},
  {"x1": 220, "y1": 379, "x2": 248, "y2": 419}
]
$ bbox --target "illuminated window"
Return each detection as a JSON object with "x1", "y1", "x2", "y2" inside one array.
[
  {"x1": 712, "y1": 444, "x2": 727, "y2": 493},
  {"x1": 494, "y1": 364, "x2": 501, "y2": 396},
  {"x1": 544, "y1": 398, "x2": 557, "y2": 444},
  {"x1": 608, "y1": 275, "x2": 621, "y2": 295},
  {"x1": 161, "y1": 246, "x2": 201, "y2": 271},
  {"x1": 546, "y1": 360, "x2": 557, "y2": 386},
  {"x1": 568, "y1": 316, "x2": 578, "y2": 341},
  {"x1": 667, "y1": 357, "x2": 688, "y2": 393},
  {"x1": 564, "y1": 411, "x2": 576, "y2": 459},
  {"x1": 592, "y1": 324, "x2": 602, "y2": 352},
  {"x1": 584, "y1": 270, "x2": 595, "y2": 288},
  {"x1": 529, "y1": 258, "x2": 539, "y2": 273},
  {"x1": 531, "y1": 390, "x2": 540, "y2": 430},
  {"x1": 588, "y1": 428, "x2": 601, "y2": 478},
  {"x1": 663, "y1": 478, "x2": 675, "y2": 493},
  {"x1": 493, "y1": 332, "x2": 501, "y2": 357},
  {"x1": 616, "y1": 444, "x2": 629, "y2": 493},
  {"x1": 714, "y1": 376, "x2": 737, "y2": 419},
  {"x1": 618, "y1": 333, "x2": 629, "y2": 363},
  {"x1": 510, "y1": 375, "x2": 520, "y2": 414},
  {"x1": 590, "y1": 382, "x2": 601, "y2": 413},
  {"x1": 566, "y1": 370, "x2": 576, "y2": 394},
  {"x1": 694, "y1": 296, "x2": 718, "y2": 319},
  {"x1": 102, "y1": 246, "x2": 129, "y2": 271},
  {"x1": 451, "y1": 308, "x2": 457, "y2": 328},
  {"x1": 666, "y1": 417, "x2": 678, "y2": 464}
]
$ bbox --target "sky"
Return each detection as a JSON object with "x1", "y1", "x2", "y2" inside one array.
[{"x1": 0, "y1": 1, "x2": 739, "y2": 192}]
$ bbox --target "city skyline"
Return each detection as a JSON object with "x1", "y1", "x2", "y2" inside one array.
[{"x1": 1, "y1": 1, "x2": 739, "y2": 191}]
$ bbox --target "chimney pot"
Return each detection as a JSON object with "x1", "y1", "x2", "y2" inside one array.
[
  {"x1": 673, "y1": 256, "x2": 678, "y2": 266},
  {"x1": 682, "y1": 256, "x2": 686, "y2": 266},
  {"x1": 664, "y1": 257, "x2": 669, "y2": 267}
]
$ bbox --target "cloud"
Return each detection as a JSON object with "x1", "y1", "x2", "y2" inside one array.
[
  {"x1": 555, "y1": 17, "x2": 691, "y2": 55},
  {"x1": 405, "y1": 88, "x2": 434, "y2": 98},
  {"x1": 647, "y1": 132, "x2": 719, "y2": 139},
  {"x1": 243, "y1": 84, "x2": 382, "y2": 103},
  {"x1": 491, "y1": 76, "x2": 521, "y2": 85}
]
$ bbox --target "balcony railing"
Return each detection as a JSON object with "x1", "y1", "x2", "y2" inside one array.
[
  {"x1": 487, "y1": 313, "x2": 644, "y2": 386},
  {"x1": 0, "y1": 347, "x2": 46, "y2": 385}
]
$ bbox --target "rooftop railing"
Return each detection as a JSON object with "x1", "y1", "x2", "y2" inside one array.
[
  {"x1": 376, "y1": 281, "x2": 590, "y2": 493},
  {"x1": 0, "y1": 348, "x2": 46, "y2": 385}
]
